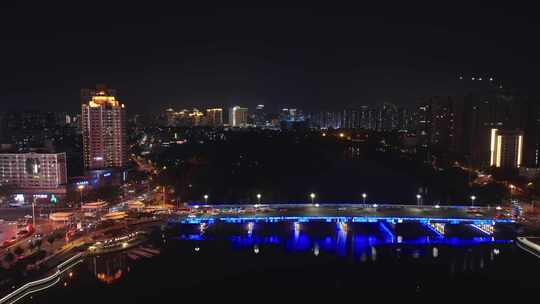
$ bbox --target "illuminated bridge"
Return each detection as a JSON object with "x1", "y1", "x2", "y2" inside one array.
[{"x1": 170, "y1": 204, "x2": 515, "y2": 237}]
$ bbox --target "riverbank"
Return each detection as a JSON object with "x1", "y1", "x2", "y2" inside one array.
[
  {"x1": 0, "y1": 216, "x2": 166, "y2": 299},
  {"x1": 0, "y1": 253, "x2": 84, "y2": 304},
  {"x1": 516, "y1": 237, "x2": 540, "y2": 258}
]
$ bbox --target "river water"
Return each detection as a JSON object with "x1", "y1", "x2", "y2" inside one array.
[{"x1": 25, "y1": 221, "x2": 539, "y2": 302}]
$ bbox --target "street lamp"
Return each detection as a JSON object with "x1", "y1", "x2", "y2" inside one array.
[
  {"x1": 310, "y1": 193, "x2": 316, "y2": 205},
  {"x1": 509, "y1": 184, "x2": 515, "y2": 203},
  {"x1": 470, "y1": 195, "x2": 476, "y2": 207},
  {"x1": 77, "y1": 185, "x2": 85, "y2": 206},
  {"x1": 416, "y1": 194, "x2": 422, "y2": 206},
  {"x1": 362, "y1": 193, "x2": 367, "y2": 205},
  {"x1": 203, "y1": 194, "x2": 209, "y2": 204},
  {"x1": 32, "y1": 196, "x2": 36, "y2": 228},
  {"x1": 256, "y1": 193, "x2": 261, "y2": 205}
]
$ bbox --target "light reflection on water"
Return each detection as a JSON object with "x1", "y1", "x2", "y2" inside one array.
[
  {"x1": 177, "y1": 221, "x2": 512, "y2": 260},
  {"x1": 27, "y1": 221, "x2": 535, "y2": 304}
]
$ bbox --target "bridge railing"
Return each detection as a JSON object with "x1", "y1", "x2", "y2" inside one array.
[
  {"x1": 171, "y1": 215, "x2": 514, "y2": 225},
  {"x1": 185, "y1": 202, "x2": 504, "y2": 210}
]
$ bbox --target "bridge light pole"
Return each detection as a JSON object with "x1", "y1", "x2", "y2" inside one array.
[
  {"x1": 310, "y1": 193, "x2": 316, "y2": 205},
  {"x1": 416, "y1": 194, "x2": 422, "y2": 207},
  {"x1": 470, "y1": 195, "x2": 476, "y2": 207},
  {"x1": 203, "y1": 194, "x2": 209, "y2": 204},
  {"x1": 362, "y1": 193, "x2": 367, "y2": 205},
  {"x1": 256, "y1": 193, "x2": 261, "y2": 205}
]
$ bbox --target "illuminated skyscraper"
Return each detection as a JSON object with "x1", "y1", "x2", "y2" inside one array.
[
  {"x1": 187, "y1": 108, "x2": 205, "y2": 126},
  {"x1": 489, "y1": 129, "x2": 523, "y2": 168},
  {"x1": 165, "y1": 108, "x2": 176, "y2": 126},
  {"x1": 206, "y1": 108, "x2": 224, "y2": 126},
  {"x1": 81, "y1": 85, "x2": 127, "y2": 170},
  {"x1": 229, "y1": 106, "x2": 248, "y2": 127},
  {"x1": 254, "y1": 105, "x2": 266, "y2": 127}
]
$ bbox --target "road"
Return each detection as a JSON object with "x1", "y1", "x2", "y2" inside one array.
[
  {"x1": 180, "y1": 204, "x2": 514, "y2": 223},
  {"x1": 0, "y1": 207, "x2": 33, "y2": 221}
]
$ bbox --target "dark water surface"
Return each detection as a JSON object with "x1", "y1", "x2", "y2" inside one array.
[{"x1": 26, "y1": 222, "x2": 539, "y2": 302}]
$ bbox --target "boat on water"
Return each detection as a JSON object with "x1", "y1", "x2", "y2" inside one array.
[{"x1": 87, "y1": 231, "x2": 148, "y2": 255}]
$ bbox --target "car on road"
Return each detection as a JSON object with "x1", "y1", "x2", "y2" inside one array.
[
  {"x1": 1, "y1": 237, "x2": 17, "y2": 248},
  {"x1": 17, "y1": 230, "x2": 29, "y2": 236}
]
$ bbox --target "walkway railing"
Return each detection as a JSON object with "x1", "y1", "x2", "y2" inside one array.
[
  {"x1": 0, "y1": 252, "x2": 84, "y2": 304},
  {"x1": 516, "y1": 237, "x2": 540, "y2": 258}
]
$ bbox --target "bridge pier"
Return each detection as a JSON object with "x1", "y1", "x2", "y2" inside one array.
[
  {"x1": 424, "y1": 222, "x2": 445, "y2": 238},
  {"x1": 247, "y1": 222, "x2": 254, "y2": 235},
  {"x1": 378, "y1": 221, "x2": 396, "y2": 243},
  {"x1": 469, "y1": 224, "x2": 495, "y2": 236}
]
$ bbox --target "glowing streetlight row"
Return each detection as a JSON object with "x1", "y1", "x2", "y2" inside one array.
[
  {"x1": 200, "y1": 192, "x2": 371, "y2": 205},
  {"x1": 201, "y1": 193, "x2": 263, "y2": 204},
  {"x1": 199, "y1": 192, "x2": 480, "y2": 207}
]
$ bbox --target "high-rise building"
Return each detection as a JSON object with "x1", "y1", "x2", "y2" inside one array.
[
  {"x1": 489, "y1": 129, "x2": 523, "y2": 168},
  {"x1": 229, "y1": 106, "x2": 248, "y2": 127},
  {"x1": 81, "y1": 85, "x2": 127, "y2": 170},
  {"x1": 254, "y1": 105, "x2": 266, "y2": 127},
  {"x1": 0, "y1": 152, "x2": 67, "y2": 189},
  {"x1": 377, "y1": 103, "x2": 399, "y2": 132},
  {"x1": 187, "y1": 109, "x2": 204, "y2": 126},
  {"x1": 164, "y1": 108, "x2": 176, "y2": 126},
  {"x1": 416, "y1": 89, "x2": 537, "y2": 168},
  {"x1": 464, "y1": 91, "x2": 530, "y2": 167},
  {"x1": 341, "y1": 109, "x2": 360, "y2": 129},
  {"x1": 359, "y1": 106, "x2": 371, "y2": 130},
  {"x1": 417, "y1": 96, "x2": 465, "y2": 153},
  {"x1": 397, "y1": 107, "x2": 413, "y2": 131},
  {"x1": 0, "y1": 152, "x2": 67, "y2": 201},
  {"x1": 206, "y1": 108, "x2": 224, "y2": 127}
]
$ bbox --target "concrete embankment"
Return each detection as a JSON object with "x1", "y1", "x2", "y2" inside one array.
[
  {"x1": 516, "y1": 237, "x2": 540, "y2": 258},
  {"x1": 0, "y1": 253, "x2": 84, "y2": 304}
]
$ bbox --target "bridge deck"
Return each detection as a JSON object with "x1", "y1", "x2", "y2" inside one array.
[{"x1": 177, "y1": 204, "x2": 514, "y2": 224}]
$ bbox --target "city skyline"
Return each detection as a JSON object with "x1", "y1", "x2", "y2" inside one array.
[{"x1": 2, "y1": 4, "x2": 540, "y2": 300}]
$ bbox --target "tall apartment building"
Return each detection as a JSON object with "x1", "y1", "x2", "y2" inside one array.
[
  {"x1": 229, "y1": 106, "x2": 248, "y2": 127},
  {"x1": 253, "y1": 105, "x2": 266, "y2": 127},
  {"x1": 206, "y1": 108, "x2": 224, "y2": 126},
  {"x1": 489, "y1": 129, "x2": 523, "y2": 169},
  {"x1": 0, "y1": 152, "x2": 67, "y2": 201},
  {"x1": 81, "y1": 85, "x2": 127, "y2": 170}
]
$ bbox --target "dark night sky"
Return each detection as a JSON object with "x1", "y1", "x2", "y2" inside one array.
[{"x1": 1, "y1": 3, "x2": 539, "y2": 113}]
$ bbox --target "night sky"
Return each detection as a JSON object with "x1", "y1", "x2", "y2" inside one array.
[{"x1": 1, "y1": 3, "x2": 539, "y2": 113}]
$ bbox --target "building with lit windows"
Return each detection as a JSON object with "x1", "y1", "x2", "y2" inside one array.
[
  {"x1": 81, "y1": 85, "x2": 127, "y2": 170},
  {"x1": 229, "y1": 106, "x2": 248, "y2": 127},
  {"x1": 489, "y1": 129, "x2": 523, "y2": 169},
  {"x1": 164, "y1": 108, "x2": 176, "y2": 126},
  {"x1": 206, "y1": 108, "x2": 224, "y2": 126},
  {"x1": 0, "y1": 152, "x2": 67, "y2": 201},
  {"x1": 254, "y1": 105, "x2": 266, "y2": 127}
]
